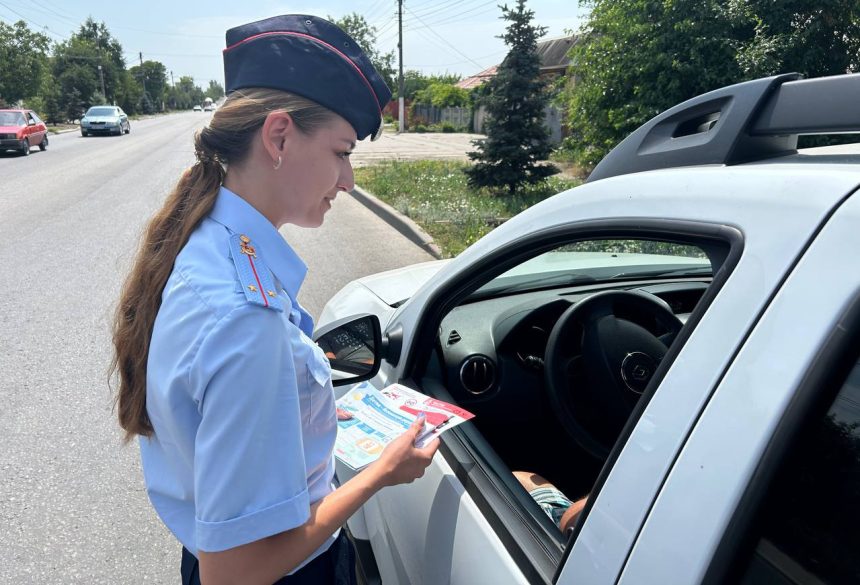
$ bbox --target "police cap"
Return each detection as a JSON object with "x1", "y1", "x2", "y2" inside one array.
[{"x1": 224, "y1": 15, "x2": 392, "y2": 141}]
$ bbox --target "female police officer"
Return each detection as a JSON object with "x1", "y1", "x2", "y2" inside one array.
[{"x1": 111, "y1": 15, "x2": 439, "y2": 585}]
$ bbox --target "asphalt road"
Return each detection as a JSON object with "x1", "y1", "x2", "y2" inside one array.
[{"x1": 0, "y1": 112, "x2": 434, "y2": 583}]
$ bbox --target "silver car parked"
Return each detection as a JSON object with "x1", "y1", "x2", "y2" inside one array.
[{"x1": 80, "y1": 106, "x2": 130, "y2": 137}]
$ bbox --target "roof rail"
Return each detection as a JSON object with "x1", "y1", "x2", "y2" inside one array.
[{"x1": 587, "y1": 72, "x2": 860, "y2": 183}]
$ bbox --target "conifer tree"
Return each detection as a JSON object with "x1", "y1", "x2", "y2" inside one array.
[{"x1": 466, "y1": 0, "x2": 558, "y2": 194}]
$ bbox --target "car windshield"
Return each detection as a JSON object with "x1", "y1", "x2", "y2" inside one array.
[
  {"x1": 471, "y1": 240, "x2": 711, "y2": 299},
  {"x1": 0, "y1": 112, "x2": 26, "y2": 126},
  {"x1": 86, "y1": 107, "x2": 117, "y2": 117}
]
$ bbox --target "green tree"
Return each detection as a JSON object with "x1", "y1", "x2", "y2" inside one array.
[
  {"x1": 118, "y1": 70, "x2": 142, "y2": 114},
  {"x1": 138, "y1": 91, "x2": 156, "y2": 115},
  {"x1": 204, "y1": 80, "x2": 225, "y2": 101},
  {"x1": 562, "y1": 0, "x2": 747, "y2": 168},
  {"x1": 0, "y1": 21, "x2": 51, "y2": 104},
  {"x1": 414, "y1": 83, "x2": 469, "y2": 107},
  {"x1": 129, "y1": 60, "x2": 168, "y2": 111},
  {"x1": 42, "y1": 84, "x2": 63, "y2": 124},
  {"x1": 403, "y1": 71, "x2": 463, "y2": 100},
  {"x1": 729, "y1": 0, "x2": 860, "y2": 77},
  {"x1": 562, "y1": 0, "x2": 860, "y2": 168},
  {"x1": 402, "y1": 70, "x2": 430, "y2": 100},
  {"x1": 64, "y1": 87, "x2": 85, "y2": 122},
  {"x1": 168, "y1": 76, "x2": 205, "y2": 110},
  {"x1": 330, "y1": 13, "x2": 397, "y2": 92},
  {"x1": 53, "y1": 18, "x2": 127, "y2": 115},
  {"x1": 465, "y1": 0, "x2": 559, "y2": 194}
]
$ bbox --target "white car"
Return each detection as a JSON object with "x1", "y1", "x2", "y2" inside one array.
[{"x1": 314, "y1": 73, "x2": 860, "y2": 584}]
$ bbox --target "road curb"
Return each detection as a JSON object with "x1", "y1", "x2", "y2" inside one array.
[
  {"x1": 351, "y1": 186, "x2": 443, "y2": 259},
  {"x1": 48, "y1": 127, "x2": 80, "y2": 135}
]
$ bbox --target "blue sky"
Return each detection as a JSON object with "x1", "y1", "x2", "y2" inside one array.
[{"x1": 0, "y1": 0, "x2": 587, "y2": 87}]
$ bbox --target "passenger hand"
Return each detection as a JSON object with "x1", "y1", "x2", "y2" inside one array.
[{"x1": 370, "y1": 415, "x2": 440, "y2": 488}]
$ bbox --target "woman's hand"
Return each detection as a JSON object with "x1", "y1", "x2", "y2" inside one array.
[
  {"x1": 199, "y1": 416, "x2": 440, "y2": 584},
  {"x1": 368, "y1": 415, "x2": 440, "y2": 488}
]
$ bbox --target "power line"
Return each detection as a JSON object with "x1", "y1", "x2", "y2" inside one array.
[
  {"x1": 365, "y1": 0, "x2": 394, "y2": 24},
  {"x1": 410, "y1": 49, "x2": 507, "y2": 68},
  {"x1": 4, "y1": 2, "x2": 220, "y2": 40},
  {"x1": 408, "y1": 0, "x2": 476, "y2": 19},
  {"x1": 108, "y1": 24, "x2": 220, "y2": 39},
  {"x1": 406, "y1": 0, "x2": 457, "y2": 12},
  {"x1": 402, "y1": 4, "x2": 486, "y2": 71},
  {"x1": 408, "y1": 24, "x2": 471, "y2": 67},
  {"x1": 27, "y1": 0, "x2": 78, "y2": 26},
  {"x1": 375, "y1": 16, "x2": 397, "y2": 38},
  {"x1": 32, "y1": 0, "x2": 75, "y2": 20},
  {"x1": 0, "y1": 1, "x2": 66, "y2": 38},
  {"x1": 406, "y1": 2, "x2": 500, "y2": 30},
  {"x1": 124, "y1": 50, "x2": 220, "y2": 59}
]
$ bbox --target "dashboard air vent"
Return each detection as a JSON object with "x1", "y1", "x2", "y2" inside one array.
[
  {"x1": 447, "y1": 330, "x2": 462, "y2": 345},
  {"x1": 460, "y1": 355, "x2": 496, "y2": 395}
]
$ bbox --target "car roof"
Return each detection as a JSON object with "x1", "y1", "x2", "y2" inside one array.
[{"x1": 588, "y1": 73, "x2": 860, "y2": 183}]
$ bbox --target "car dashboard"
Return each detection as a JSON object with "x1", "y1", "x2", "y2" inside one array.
[
  {"x1": 436, "y1": 279, "x2": 709, "y2": 405},
  {"x1": 424, "y1": 277, "x2": 711, "y2": 489}
]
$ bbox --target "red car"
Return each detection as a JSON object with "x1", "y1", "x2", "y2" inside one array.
[{"x1": 0, "y1": 109, "x2": 49, "y2": 155}]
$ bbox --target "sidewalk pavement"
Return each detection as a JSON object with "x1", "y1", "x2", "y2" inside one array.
[{"x1": 351, "y1": 131, "x2": 482, "y2": 167}]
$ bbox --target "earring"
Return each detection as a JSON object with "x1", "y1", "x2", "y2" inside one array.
[{"x1": 273, "y1": 155, "x2": 282, "y2": 170}]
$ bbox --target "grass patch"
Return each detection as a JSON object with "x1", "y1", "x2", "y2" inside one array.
[
  {"x1": 47, "y1": 123, "x2": 78, "y2": 134},
  {"x1": 354, "y1": 160, "x2": 580, "y2": 257}
]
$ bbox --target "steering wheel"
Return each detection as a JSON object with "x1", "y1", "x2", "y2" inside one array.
[{"x1": 544, "y1": 290, "x2": 683, "y2": 459}]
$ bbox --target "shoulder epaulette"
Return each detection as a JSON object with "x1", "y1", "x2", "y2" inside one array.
[{"x1": 228, "y1": 233, "x2": 284, "y2": 312}]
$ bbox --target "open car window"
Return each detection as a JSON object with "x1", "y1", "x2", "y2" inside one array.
[{"x1": 415, "y1": 227, "x2": 739, "y2": 581}]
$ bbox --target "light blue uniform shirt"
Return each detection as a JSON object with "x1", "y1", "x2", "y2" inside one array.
[{"x1": 140, "y1": 186, "x2": 338, "y2": 566}]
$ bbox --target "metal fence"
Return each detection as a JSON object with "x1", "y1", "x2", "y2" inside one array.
[
  {"x1": 411, "y1": 105, "x2": 471, "y2": 129},
  {"x1": 473, "y1": 104, "x2": 564, "y2": 144}
]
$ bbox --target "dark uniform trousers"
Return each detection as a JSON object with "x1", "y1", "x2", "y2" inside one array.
[{"x1": 181, "y1": 530, "x2": 357, "y2": 585}]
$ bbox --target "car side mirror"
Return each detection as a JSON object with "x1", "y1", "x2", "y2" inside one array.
[{"x1": 313, "y1": 314, "x2": 382, "y2": 387}]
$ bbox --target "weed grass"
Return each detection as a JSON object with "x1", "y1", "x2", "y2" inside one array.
[{"x1": 354, "y1": 160, "x2": 580, "y2": 257}]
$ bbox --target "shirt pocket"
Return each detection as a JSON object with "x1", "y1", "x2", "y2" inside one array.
[{"x1": 303, "y1": 344, "x2": 332, "y2": 425}]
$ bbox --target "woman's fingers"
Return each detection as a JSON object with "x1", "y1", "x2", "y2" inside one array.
[{"x1": 416, "y1": 438, "x2": 440, "y2": 458}]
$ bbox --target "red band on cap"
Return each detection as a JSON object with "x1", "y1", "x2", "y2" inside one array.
[{"x1": 224, "y1": 31, "x2": 382, "y2": 117}]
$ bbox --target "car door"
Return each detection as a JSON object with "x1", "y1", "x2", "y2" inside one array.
[
  {"x1": 25, "y1": 111, "x2": 38, "y2": 144},
  {"x1": 610, "y1": 185, "x2": 860, "y2": 584},
  {"x1": 348, "y1": 168, "x2": 859, "y2": 584},
  {"x1": 30, "y1": 112, "x2": 46, "y2": 144}
]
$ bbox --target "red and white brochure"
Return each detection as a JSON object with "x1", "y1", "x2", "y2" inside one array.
[
  {"x1": 334, "y1": 382, "x2": 476, "y2": 470},
  {"x1": 377, "y1": 383, "x2": 475, "y2": 448}
]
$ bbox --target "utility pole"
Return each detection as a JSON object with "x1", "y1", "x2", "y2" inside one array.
[
  {"x1": 398, "y1": 0, "x2": 404, "y2": 133},
  {"x1": 139, "y1": 52, "x2": 147, "y2": 96},
  {"x1": 170, "y1": 70, "x2": 175, "y2": 88},
  {"x1": 97, "y1": 65, "x2": 106, "y2": 101}
]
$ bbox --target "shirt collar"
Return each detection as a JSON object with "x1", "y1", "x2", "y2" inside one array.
[{"x1": 209, "y1": 186, "x2": 307, "y2": 300}]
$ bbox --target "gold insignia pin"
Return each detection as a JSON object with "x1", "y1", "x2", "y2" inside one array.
[
  {"x1": 239, "y1": 238, "x2": 257, "y2": 257},
  {"x1": 267, "y1": 290, "x2": 276, "y2": 297},
  {"x1": 248, "y1": 285, "x2": 257, "y2": 292}
]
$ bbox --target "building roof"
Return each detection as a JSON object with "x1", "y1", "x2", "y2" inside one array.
[
  {"x1": 536, "y1": 35, "x2": 577, "y2": 71},
  {"x1": 456, "y1": 35, "x2": 577, "y2": 90},
  {"x1": 455, "y1": 65, "x2": 499, "y2": 90}
]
